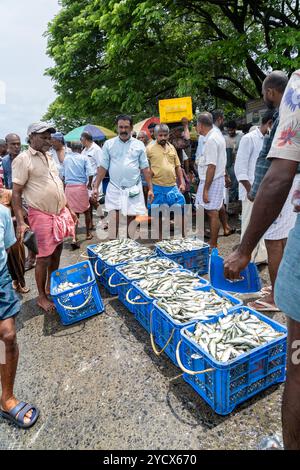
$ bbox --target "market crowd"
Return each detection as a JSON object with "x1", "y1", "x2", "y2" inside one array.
[{"x1": 0, "y1": 69, "x2": 300, "y2": 450}]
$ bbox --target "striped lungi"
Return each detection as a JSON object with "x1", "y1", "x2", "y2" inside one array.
[
  {"x1": 264, "y1": 175, "x2": 300, "y2": 240},
  {"x1": 196, "y1": 176, "x2": 225, "y2": 211}
]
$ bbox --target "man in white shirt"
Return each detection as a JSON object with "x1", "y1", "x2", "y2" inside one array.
[
  {"x1": 196, "y1": 112, "x2": 226, "y2": 248},
  {"x1": 81, "y1": 132, "x2": 104, "y2": 229},
  {"x1": 235, "y1": 111, "x2": 274, "y2": 263}
]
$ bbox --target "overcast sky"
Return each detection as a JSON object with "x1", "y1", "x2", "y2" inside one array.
[{"x1": 0, "y1": 0, "x2": 60, "y2": 142}]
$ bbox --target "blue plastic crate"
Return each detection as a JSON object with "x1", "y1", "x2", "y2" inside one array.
[
  {"x1": 86, "y1": 244, "x2": 122, "y2": 294},
  {"x1": 209, "y1": 248, "x2": 262, "y2": 293},
  {"x1": 150, "y1": 286, "x2": 242, "y2": 367},
  {"x1": 87, "y1": 244, "x2": 155, "y2": 295},
  {"x1": 86, "y1": 244, "x2": 99, "y2": 270},
  {"x1": 129, "y1": 269, "x2": 209, "y2": 333},
  {"x1": 155, "y1": 242, "x2": 210, "y2": 275},
  {"x1": 177, "y1": 307, "x2": 287, "y2": 415},
  {"x1": 50, "y1": 261, "x2": 105, "y2": 326},
  {"x1": 113, "y1": 257, "x2": 181, "y2": 312}
]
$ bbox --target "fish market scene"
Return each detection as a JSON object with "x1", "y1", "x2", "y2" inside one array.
[{"x1": 1, "y1": 0, "x2": 300, "y2": 454}]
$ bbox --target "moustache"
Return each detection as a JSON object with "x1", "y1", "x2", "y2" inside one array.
[{"x1": 120, "y1": 132, "x2": 129, "y2": 135}]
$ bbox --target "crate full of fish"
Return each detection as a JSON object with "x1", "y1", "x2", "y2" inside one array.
[
  {"x1": 127, "y1": 269, "x2": 209, "y2": 332},
  {"x1": 155, "y1": 238, "x2": 210, "y2": 275},
  {"x1": 87, "y1": 239, "x2": 154, "y2": 295},
  {"x1": 150, "y1": 286, "x2": 242, "y2": 367},
  {"x1": 177, "y1": 307, "x2": 287, "y2": 415},
  {"x1": 50, "y1": 261, "x2": 105, "y2": 326},
  {"x1": 113, "y1": 257, "x2": 180, "y2": 312}
]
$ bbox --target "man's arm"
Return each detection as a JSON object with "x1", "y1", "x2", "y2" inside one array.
[
  {"x1": 224, "y1": 158, "x2": 298, "y2": 279},
  {"x1": 12, "y1": 183, "x2": 29, "y2": 242},
  {"x1": 93, "y1": 166, "x2": 107, "y2": 196},
  {"x1": 181, "y1": 117, "x2": 190, "y2": 140},
  {"x1": 203, "y1": 164, "x2": 216, "y2": 203},
  {"x1": 175, "y1": 166, "x2": 185, "y2": 192},
  {"x1": 142, "y1": 167, "x2": 154, "y2": 203}
]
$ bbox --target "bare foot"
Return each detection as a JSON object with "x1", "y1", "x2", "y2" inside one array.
[
  {"x1": 86, "y1": 233, "x2": 93, "y2": 240},
  {"x1": 37, "y1": 295, "x2": 55, "y2": 312},
  {"x1": 1, "y1": 396, "x2": 33, "y2": 425},
  {"x1": 223, "y1": 227, "x2": 236, "y2": 237},
  {"x1": 12, "y1": 280, "x2": 18, "y2": 290}
]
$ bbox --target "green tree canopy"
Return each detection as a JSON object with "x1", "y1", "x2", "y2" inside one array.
[{"x1": 44, "y1": 0, "x2": 300, "y2": 132}]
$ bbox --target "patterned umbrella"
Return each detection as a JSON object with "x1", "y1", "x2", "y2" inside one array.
[{"x1": 64, "y1": 124, "x2": 116, "y2": 142}]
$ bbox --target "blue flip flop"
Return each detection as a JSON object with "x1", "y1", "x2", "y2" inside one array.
[{"x1": 0, "y1": 401, "x2": 40, "y2": 429}]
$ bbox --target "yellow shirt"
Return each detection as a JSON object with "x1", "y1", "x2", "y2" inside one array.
[
  {"x1": 12, "y1": 147, "x2": 66, "y2": 214},
  {"x1": 146, "y1": 142, "x2": 180, "y2": 186}
]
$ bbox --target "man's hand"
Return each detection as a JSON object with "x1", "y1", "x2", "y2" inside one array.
[
  {"x1": 17, "y1": 222, "x2": 29, "y2": 243},
  {"x1": 147, "y1": 189, "x2": 154, "y2": 204},
  {"x1": 179, "y1": 183, "x2": 186, "y2": 193},
  {"x1": 224, "y1": 249, "x2": 251, "y2": 281},
  {"x1": 92, "y1": 187, "x2": 99, "y2": 202},
  {"x1": 203, "y1": 189, "x2": 209, "y2": 204},
  {"x1": 181, "y1": 117, "x2": 189, "y2": 128}
]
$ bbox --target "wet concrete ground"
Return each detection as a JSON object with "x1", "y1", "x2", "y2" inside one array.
[{"x1": 0, "y1": 215, "x2": 285, "y2": 450}]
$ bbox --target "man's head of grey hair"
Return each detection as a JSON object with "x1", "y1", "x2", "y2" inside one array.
[
  {"x1": 197, "y1": 112, "x2": 213, "y2": 128},
  {"x1": 154, "y1": 124, "x2": 169, "y2": 137},
  {"x1": 137, "y1": 130, "x2": 148, "y2": 139}
]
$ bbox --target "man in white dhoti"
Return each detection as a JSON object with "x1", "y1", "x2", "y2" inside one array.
[{"x1": 93, "y1": 115, "x2": 154, "y2": 237}]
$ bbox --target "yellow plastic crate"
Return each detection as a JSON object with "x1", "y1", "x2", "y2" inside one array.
[{"x1": 159, "y1": 96, "x2": 193, "y2": 124}]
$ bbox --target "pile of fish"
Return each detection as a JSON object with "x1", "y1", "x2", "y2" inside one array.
[
  {"x1": 186, "y1": 310, "x2": 284, "y2": 362},
  {"x1": 119, "y1": 257, "x2": 178, "y2": 280},
  {"x1": 137, "y1": 269, "x2": 203, "y2": 299},
  {"x1": 54, "y1": 281, "x2": 81, "y2": 294},
  {"x1": 92, "y1": 239, "x2": 153, "y2": 265},
  {"x1": 156, "y1": 238, "x2": 206, "y2": 254},
  {"x1": 156, "y1": 289, "x2": 235, "y2": 323}
]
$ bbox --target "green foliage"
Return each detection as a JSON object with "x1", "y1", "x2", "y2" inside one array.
[{"x1": 44, "y1": 0, "x2": 300, "y2": 129}]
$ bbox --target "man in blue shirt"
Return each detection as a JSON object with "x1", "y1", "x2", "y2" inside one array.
[
  {"x1": 0, "y1": 204, "x2": 39, "y2": 428},
  {"x1": 62, "y1": 142, "x2": 94, "y2": 248},
  {"x1": 93, "y1": 115, "x2": 154, "y2": 237}
]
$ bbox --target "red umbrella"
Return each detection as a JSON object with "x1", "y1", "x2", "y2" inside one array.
[{"x1": 133, "y1": 117, "x2": 160, "y2": 139}]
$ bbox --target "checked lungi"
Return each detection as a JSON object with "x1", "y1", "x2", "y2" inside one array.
[
  {"x1": 196, "y1": 176, "x2": 225, "y2": 211},
  {"x1": 264, "y1": 175, "x2": 300, "y2": 240}
]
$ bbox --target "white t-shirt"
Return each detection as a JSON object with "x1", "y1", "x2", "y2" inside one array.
[
  {"x1": 81, "y1": 142, "x2": 103, "y2": 176},
  {"x1": 197, "y1": 128, "x2": 226, "y2": 181}
]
